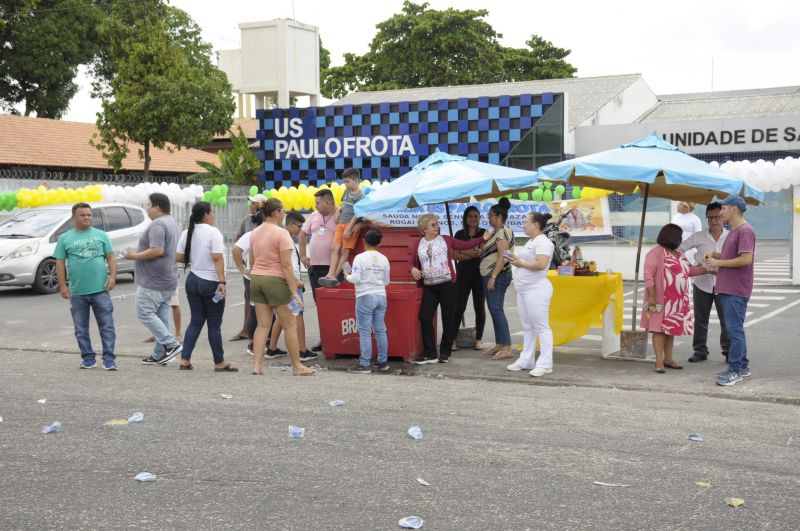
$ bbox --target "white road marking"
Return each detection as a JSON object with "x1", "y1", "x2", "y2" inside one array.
[{"x1": 744, "y1": 298, "x2": 800, "y2": 328}]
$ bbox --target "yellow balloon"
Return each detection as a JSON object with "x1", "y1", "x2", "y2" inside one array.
[
  {"x1": 359, "y1": 179, "x2": 371, "y2": 189},
  {"x1": 288, "y1": 188, "x2": 300, "y2": 210}
]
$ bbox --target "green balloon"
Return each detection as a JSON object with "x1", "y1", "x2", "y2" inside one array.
[
  {"x1": 543, "y1": 181, "x2": 553, "y2": 189},
  {"x1": 532, "y1": 188, "x2": 544, "y2": 201},
  {"x1": 555, "y1": 184, "x2": 566, "y2": 195},
  {"x1": 543, "y1": 189, "x2": 553, "y2": 202},
  {"x1": 220, "y1": 184, "x2": 228, "y2": 196},
  {"x1": 217, "y1": 197, "x2": 227, "y2": 207},
  {"x1": 249, "y1": 185, "x2": 258, "y2": 196},
  {"x1": 518, "y1": 192, "x2": 529, "y2": 201},
  {"x1": 572, "y1": 187, "x2": 582, "y2": 199},
  {"x1": 203, "y1": 191, "x2": 212, "y2": 202}
]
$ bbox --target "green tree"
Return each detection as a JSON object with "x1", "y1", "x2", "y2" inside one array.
[
  {"x1": 0, "y1": 0, "x2": 100, "y2": 118},
  {"x1": 91, "y1": 0, "x2": 234, "y2": 180},
  {"x1": 321, "y1": 1, "x2": 576, "y2": 99},
  {"x1": 189, "y1": 126, "x2": 260, "y2": 186}
]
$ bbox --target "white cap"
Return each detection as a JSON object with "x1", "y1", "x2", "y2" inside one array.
[{"x1": 248, "y1": 193, "x2": 267, "y2": 204}]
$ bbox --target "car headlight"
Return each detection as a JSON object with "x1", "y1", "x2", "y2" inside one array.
[{"x1": 2, "y1": 241, "x2": 40, "y2": 260}]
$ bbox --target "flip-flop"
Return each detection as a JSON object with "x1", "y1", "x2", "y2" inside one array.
[
  {"x1": 229, "y1": 334, "x2": 249, "y2": 341},
  {"x1": 252, "y1": 370, "x2": 263, "y2": 376},
  {"x1": 664, "y1": 362, "x2": 683, "y2": 370},
  {"x1": 655, "y1": 367, "x2": 666, "y2": 373},
  {"x1": 292, "y1": 367, "x2": 316, "y2": 376},
  {"x1": 214, "y1": 363, "x2": 239, "y2": 372},
  {"x1": 178, "y1": 363, "x2": 193, "y2": 370}
]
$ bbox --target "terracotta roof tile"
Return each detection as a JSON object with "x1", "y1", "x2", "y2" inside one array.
[{"x1": 0, "y1": 114, "x2": 220, "y2": 173}]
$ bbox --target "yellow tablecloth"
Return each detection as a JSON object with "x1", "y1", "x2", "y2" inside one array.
[{"x1": 547, "y1": 271, "x2": 624, "y2": 346}]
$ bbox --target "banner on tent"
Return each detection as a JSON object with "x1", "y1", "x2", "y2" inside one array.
[{"x1": 367, "y1": 197, "x2": 612, "y2": 238}]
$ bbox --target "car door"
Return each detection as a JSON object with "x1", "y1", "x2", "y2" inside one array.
[{"x1": 100, "y1": 205, "x2": 137, "y2": 273}]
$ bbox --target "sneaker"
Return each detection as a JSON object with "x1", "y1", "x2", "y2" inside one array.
[
  {"x1": 506, "y1": 362, "x2": 529, "y2": 372},
  {"x1": 688, "y1": 354, "x2": 707, "y2": 363},
  {"x1": 716, "y1": 369, "x2": 743, "y2": 386},
  {"x1": 412, "y1": 357, "x2": 439, "y2": 365},
  {"x1": 103, "y1": 359, "x2": 117, "y2": 371},
  {"x1": 318, "y1": 277, "x2": 341, "y2": 288},
  {"x1": 265, "y1": 347, "x2": 287, "y2": 359},
  {"x1": 373, "y1": 361, "x2": 390, "y2": 371},
  {"x1": 157, "y1": 344, "x2": 183, "y2": 365},
  {"x1": 79, "y1": 358, "x2": 96, "y2": 369},
  {"x1": 347, "y1": 364, "x2": 372, "y2": 374},
  {"x1": 740, "y1": 365, "x2": 752, "y2": 379},
  {"x1": 141, "y1": 356, "x2": 160, "y2": 365},
  {"x1": 311, "y1": 343, "x2": 323, "y2": 352},
  {"x1": 438, "y1": 358, "x2": 449, "y2": 364},
  {"x1": 530, "y1": 367, "x2": 553, "y2": 377},
  {"x1": 246, "y1": 346, "x2": 254, "y2": 356},
  {"x1": 299, "y1": 350, "x2": 318, "y2": 362}
]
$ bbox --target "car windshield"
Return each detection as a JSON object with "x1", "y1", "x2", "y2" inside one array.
[{"x1": 0, "y1": 209, "x2": 66, "y2": 238}]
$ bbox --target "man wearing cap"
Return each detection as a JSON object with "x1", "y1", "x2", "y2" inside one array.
[
  {"x1": 704, "y1": 196, "x2": 755, "y2": 386},
  {"x1": 679, "y1": 201, "x2": 730, "y2": 363},
  {"x1": 231, "y1": 193, "x2": 267, "y2": 341}
]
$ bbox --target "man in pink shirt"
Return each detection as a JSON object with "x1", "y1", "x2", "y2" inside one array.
[
  {"x1": 299, "y1": 188, "x2": 339, "y2": 351},
  {"x1": 705, "y1": 195, "x2": 756, "y2": 386}
]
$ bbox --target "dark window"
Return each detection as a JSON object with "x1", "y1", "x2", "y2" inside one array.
[
  {"x1": 125, "y1": 208, "x2": 145, "y2": 226},
  {"x1": 50, "y1": 220, "x2": 72, "y2": 243},
  {"x1": 103, "y1": 206, "x2": 131, "y2": 232}
]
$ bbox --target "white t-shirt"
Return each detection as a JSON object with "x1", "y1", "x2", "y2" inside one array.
[
  {"x1": 234, "y1": 231, "x2": 252, "y2": 280},
  {"x1": 177, "y1": 224, "x2": 226, "y2": 282},
  {"x1": 513, "y1": 234, "x2": 554, "y2": 293},
  {"x1": 671, "y1": 212, "x2": 702, "y2": 242},
  {"x1": 346, "y1": 250, "x2": 391, "y2": 298}
]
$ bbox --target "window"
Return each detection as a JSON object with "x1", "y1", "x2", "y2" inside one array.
[
  {"x1": 102, "y1": 206, "x2": 131, "y2": 231},
  {"x1": 125, "y1": 208, "x2": 145, "y2": 226}
]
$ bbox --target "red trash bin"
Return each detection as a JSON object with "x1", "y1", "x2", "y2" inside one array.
[{"x1": 316, "y1": 226, "x2": 433, "y2": 361}]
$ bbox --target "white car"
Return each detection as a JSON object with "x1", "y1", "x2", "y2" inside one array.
[{"x1": 0, "y1": 203, "x2": 149, "y2": 294}]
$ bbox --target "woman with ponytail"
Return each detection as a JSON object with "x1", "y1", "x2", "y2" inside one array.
[{"x1": 175, "y1": 201, "x2": 236, "y2": 371}]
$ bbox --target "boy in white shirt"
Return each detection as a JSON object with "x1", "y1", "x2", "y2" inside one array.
[{"x1": 345, "y1": 229, "x2": 391, "y2": 373}]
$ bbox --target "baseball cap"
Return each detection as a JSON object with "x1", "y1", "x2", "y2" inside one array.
[
  {"x1": 285, "y1": 210, "x2": 306, "y2": 225},
  {"x1": 720, "y1": 195, "x2": 747, "y2": 212},
  {"x1": 248, "y1": 193, "x2": 267, "y2": 204}
]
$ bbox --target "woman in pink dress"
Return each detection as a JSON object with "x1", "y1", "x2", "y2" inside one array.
[{"x1": 641, "y1": 223, "x2": 709, "y2": 373}]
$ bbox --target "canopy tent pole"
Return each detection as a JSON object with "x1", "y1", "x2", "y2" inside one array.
[
  {"x1": 445, "y1": 201, "x2": 454, "y2": 236},
  {"x1": 630, "y1": 183, "x2": 650, "y2": 331}
]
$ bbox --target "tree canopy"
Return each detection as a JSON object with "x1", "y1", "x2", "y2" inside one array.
[
  {"x1": 0, "y1": 0, "x2": 100, "y2": 118},
  {"x1": 321, "y1": 1, "x2": 577, "y2": 100},
  {"x1": 90, "y1": 0, "x2": 234, "y2": 179}
]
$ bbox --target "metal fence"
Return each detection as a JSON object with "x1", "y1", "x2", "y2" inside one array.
[{"x1": 0, "y1": 178, "x2": 251, "y2": 267}]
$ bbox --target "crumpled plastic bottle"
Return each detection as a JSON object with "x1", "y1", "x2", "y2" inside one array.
[
  {"x1": 407, "y1": 426, "x2": 423, "y2": 440},
  {"x1": 288, "y1": 426, "x2": 305, "y2": 439},
  {"x1": 687, "y1": 433, "x2": 704, "y2": 442},
  {"x1": 42, "y1": 421, "x2": 62, "y2": 434},
  {"x1": 329, "y1": 400, "x2": 345, "y2": 407},
  {"x1": 135, "y1": 472, "x2": 157, "y2": 482},
  {"x1": 398, "y1": 516, "x2": 424, "y2": 529},
  {"x1": 128, "y1": 412, "x2": 144, "y2": 423}
]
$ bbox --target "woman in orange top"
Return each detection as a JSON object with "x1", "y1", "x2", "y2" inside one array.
[{"x1": 249, "y1": 199, "x2": 315, "y2": 376}]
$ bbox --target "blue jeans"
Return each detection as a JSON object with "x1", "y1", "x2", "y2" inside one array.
[
  {"x1": 182, "y1": 272, "x2": 225, "y2": 363},
  {"x1": 356, "y1": 294, "x2": 388, "y2": 367},
  {"x1": 69, "y1": 291, "x2": 116, "y2": 361},
  {"x1": 136, "y1": 286, "x2": 179, "y2": 360},
  {"x1": 719, "y1": 294, "x2": 749, "y2": 373},
  {"x1": 483, "y1": 269, "x2": 512, "y2": 345}
]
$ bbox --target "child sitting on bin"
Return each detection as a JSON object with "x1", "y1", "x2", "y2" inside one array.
[
  {"x1": 319, "y1": 168, "x2": 365, "y2": 287},
  {"x1": 344, "y1": 229, "x2": 391, "y2": 373}
]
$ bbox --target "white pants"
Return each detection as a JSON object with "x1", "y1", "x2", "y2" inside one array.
[{"x1": 516, "y1": 282, "x2": 554, "y2": 370}]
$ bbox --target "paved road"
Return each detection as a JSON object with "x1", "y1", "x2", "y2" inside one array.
[{"x1": 1, "y1": 350, "x2": 798, "y2": 530}]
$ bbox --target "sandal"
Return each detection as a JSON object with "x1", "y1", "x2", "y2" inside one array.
[
  {"x1": 474, "y1": 340, "x2": 484, "y2": 350},
  {"x1": 252, "y1": 369, "x2": 263, "y2": 376},
  {"x1": 492, "y1": 347, "x2": 513, "y2": 360},
  {"x1": 664, "y1": 362, "x2": 683, "y2": 370},
  {"x1": 214, "y1": 363, "x2": 238, "y2": 372},
  {"x1": 178, "y1": 363, "x2": 193, "y2": 370},
  {"x1": 292, "y1": 366, "x2": 316, "y2": 376},
  {"x1": 655, "y1": 366, "x2": 666, "y2": 374},
  {"x1": 229, "y1": 334, "x2": 249, "y2": 341}
]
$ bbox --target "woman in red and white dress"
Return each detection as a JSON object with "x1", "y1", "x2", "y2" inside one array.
[{"x1": 642, "y1": 223, "x2": 709, "y2": 373}]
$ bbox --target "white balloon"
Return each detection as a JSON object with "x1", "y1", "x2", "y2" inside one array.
[{"x1": 709, "y1": 160, "x2": 720, "y2": 168}]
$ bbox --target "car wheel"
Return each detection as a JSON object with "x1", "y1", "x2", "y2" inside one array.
[{"x1": 33, "y1": 258, "x2": 59, "y2": 294}]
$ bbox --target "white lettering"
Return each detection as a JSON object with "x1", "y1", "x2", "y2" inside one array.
[
  {"x1": 275, "y1": 139, "x2": 289, "y2": 157},
  {"x1": 275, "y1": 119, "x2": 290, "y2": 138},
  {"x1": 398, "y1": 135, "x2": 415, "y2": 155},
  {"x1": 341, "y1": 317, "x2": 357, "y2": 335},
  {"x1": 343, "y1": 137, "x2": 356, "y2": 157},
  {"x1": 289, "y1": 118, "x2": 304, "y2": 138},
  {"x1": 325, "y1": 138, "x2": 342, "y2": 158},
  {"x1": 371, "y1": 136, "x2": 388, "y2": 156},
  {"x1": 285, "y1": 141, "x2": 300, "y2": 159},
  {"x1": 356, "y1": 137, "x2": 371, "y2": 157}
]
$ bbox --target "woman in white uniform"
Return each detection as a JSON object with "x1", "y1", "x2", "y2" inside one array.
[{"x1": 506, "y1": 211, "x2": 555, "y2": 377}]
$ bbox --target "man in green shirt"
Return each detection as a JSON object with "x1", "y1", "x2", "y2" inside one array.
[{"x1": 54, "y1": 203, "x2": 118, "y2": 370}]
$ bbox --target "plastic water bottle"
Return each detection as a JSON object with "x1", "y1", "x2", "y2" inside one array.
[
  {"x1": 212, "y1": 291, "x2": 224, "y2": 303},
  {"x1": 116, "y1": 249, "x2": 127, "y2": 259},
  {"x1": 135, "y1": 472, "x2": 157, "y2": 482},
  {"x1": 407, "y1": 426, "x2": 423, "y2": 440},
  {"x1": 399, "y1": 516, "x2": 424, "y2": 529},
  {"x1": 342, "y1": 261, "x2": 352, "y2": 274},
  {"x1": 42, "y1": 421, "x2": 62, "y2": 434},
  {"x1": 219, "y1": 393, "x2": 233, "y2": 400},
  {"x1": 288, "y1": 298, "x2": 301, "y2": 316},
  {"x1": 687, "y1": 433, "x2": 704, "y2": 442},
  {"x1": 288, "y1": 425, "x2": 305, "y2": 439},
  {"x1": 128, "y1": 412, "x2": 144, "y2": 423},
  {"x1": 329, "y1": 400, "x2": 345, "y2": 407}
]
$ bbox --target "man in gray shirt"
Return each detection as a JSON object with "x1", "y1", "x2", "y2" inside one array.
[{"x1": 124, "y1": 192, "x2": 182, "y2": 365}]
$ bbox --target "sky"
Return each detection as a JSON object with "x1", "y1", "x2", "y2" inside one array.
[{"x1": 63, "y1": 0, "x2": 800, "y2": 122}]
